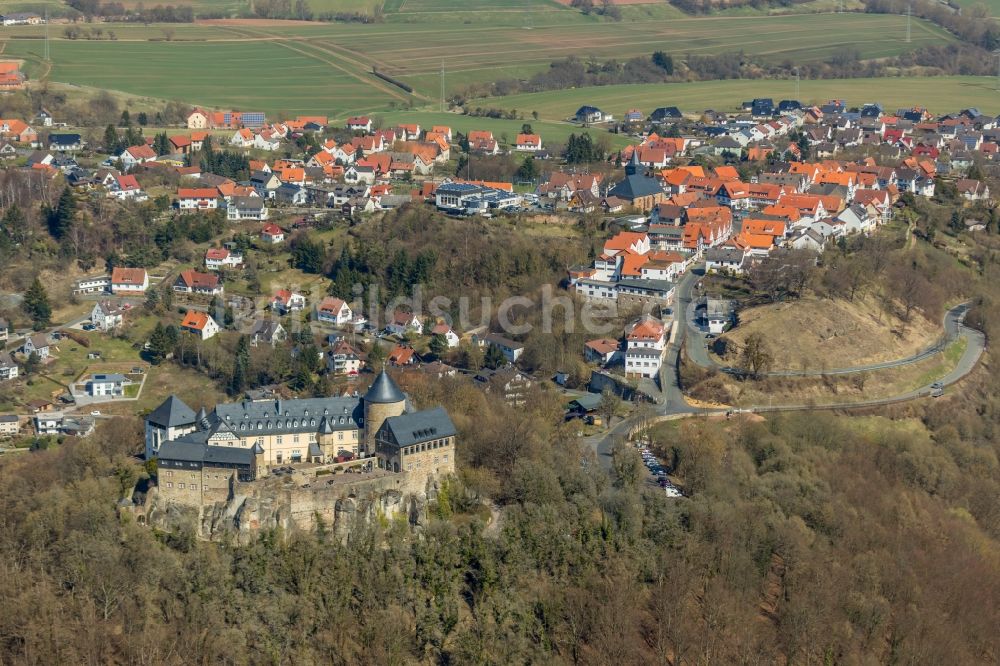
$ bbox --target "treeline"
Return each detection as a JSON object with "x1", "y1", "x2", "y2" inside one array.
[
  {"x1": 864, "y1": 0, "x2": 1000, "y2": 50},
  {"x1": 669, "y1": 0, "x2": 811, "y2": 13},
  {"x1": 460, "y1": 43, "x2": 998, "y2": 104},
  {"x1": 65, "y1": 0, "x2": 195, "y2": 21}
]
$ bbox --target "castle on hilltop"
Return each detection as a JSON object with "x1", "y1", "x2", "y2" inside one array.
[{"x1": 145, "y1": 370, "x2": 456, "y2": 508}]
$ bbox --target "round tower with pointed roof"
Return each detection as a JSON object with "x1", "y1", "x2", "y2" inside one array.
[{"x1": 362, "y1": 369, "x2": 406, "y2": 457}]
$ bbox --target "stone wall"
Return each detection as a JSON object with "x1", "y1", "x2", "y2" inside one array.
[{"x1": 141, "y1": 468, "x2": 443, "y2": 544}]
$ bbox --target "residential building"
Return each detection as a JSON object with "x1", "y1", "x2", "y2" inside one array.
[
  {"x1": 430, "y1": 323, "x2": 460, "y2": 348},
  {"x1": 205, "y1": 247, "x2": 243, "y2": 271},
  {"x1": 249, "y1": 319, "x2": 286, "y2": 347},
  {"x1": 22, "y1": 333, "x2": 50, "y2": 359},
  {"x1": 584, "y1": 338, "x2": 620, "y2": 365},
  {"x1": 316, "y1": 297, "x2": 353, "y2": 326},
  {"x1": 177, "y1": 188, "x2": 220, "y2": 211},
  {"x1": 0, "y1": 352, "x2": 18, "y2": 381},
  {"x1": 180, "y1": 311, "x2": 220, "y2": 340},
  {"x1": 174, "y1": 270, "x2": 223, "y2": 296},
  {"x1": 624, "y1": 316, "x2": 666, "y2": 379},
  {"x1": 91, "y1": 300, "x2": 125, "y2": 332},
  {"x1": 0, "y1": 414, "x2": 19, "y2": 438},
  {"x1": 86, "y1": 373, "x2": 128, "y2": 397},
  {"x1": 326, "y1": 339, "x2": 362, "y2": 376},
  {"x1": 74, "y1": 274, "x2": 111, "y2": 295},
  {"x1": 260, "y1": 223, "x2": 285, "y2": 244},
  {"x1": 110, "y1": 267, "x2": 148, "y2": 295},
  {"x1": 271, "y1": 289, "x2": 306, "y2": 315},
  {"x1": 227, "y1": 196, "x2": 269, "y2": 221},
  {"x1": 482, "y1": 333, "x2": 524, "y2": 363}
]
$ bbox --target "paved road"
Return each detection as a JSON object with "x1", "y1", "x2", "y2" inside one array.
[{"x1": 584, "y1": 270, "x2": 988, "y2": 471}]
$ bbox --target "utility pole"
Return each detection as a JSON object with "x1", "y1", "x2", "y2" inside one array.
[
  {"x1": 794, "y1": 67, "x2": 800, "y2": 100},
  {"x1": 440, "y1": 59, "x2": 445, "y2": 112},
  {"x1": 994, "y1": 50, "x2": 1000, "y2": 91},
  {"x1": 44, "y1": 8, "x2": 49, "y2": 62},
  {"x1": 906, "y1": 3, "x2": 911, "y2": 43}
]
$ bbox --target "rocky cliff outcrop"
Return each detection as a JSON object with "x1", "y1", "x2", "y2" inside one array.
[{"x1": 139, "y1": 473, "x2": 441, "y2": 543}]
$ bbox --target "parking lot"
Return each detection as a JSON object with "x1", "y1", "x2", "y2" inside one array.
[{"x1": 636, "y1": 441, "x2": 683, "y2": 498}]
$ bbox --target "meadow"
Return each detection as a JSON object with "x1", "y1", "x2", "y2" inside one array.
[
  {"x1": 0, "y1": 7, "x2": 957, "y2": 118},
  {"x1": 479, "y1": 76, "x2": 1000, "y2": 118}
]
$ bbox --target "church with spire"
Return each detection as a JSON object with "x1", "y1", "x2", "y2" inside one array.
[
  {"x1": 606, "y1": 149, "x2": 668, "y2": 212},
  {"x1": 146, "y1": 370, "x2": 457, "y2": 506}
]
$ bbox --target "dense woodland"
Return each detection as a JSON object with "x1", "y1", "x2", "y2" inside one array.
[{"x1": 0, "y1": 322, "x2": 998, "y2": 663}]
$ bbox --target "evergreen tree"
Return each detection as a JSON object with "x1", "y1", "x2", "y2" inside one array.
[
  {"x1": 430, "y1": 333, "x2": 449, "y2": 357},
  {"x1": 119, "y1": 110, "x2": 131, "y2": 127},
  {"x1": 230, "y1": 335, "x2": 251, "y2": 395},
  {"x1": 23, "y1": 351, "x2": 40, "y2": 375},
  {"x1": 144, "y1": 287, "x2": 160, "y2": 312},
  {"x1": 21, "y1": 277, "x2": 51, "y2": 330},
  {"x1": 516, "y1": 156, "x2": 538, "y2": 182},
  {"x1": 485, "y1": 343, "x2": 506, "y2": 369},
  {"x1": 146, "y1": 322, "x2": 171, "y2": 365},
  {"x1": 136, "y1": 111, "x2": 148, "y2": 126},
  {"x1": 103, "y1": 124, "x2": 119, "y2": 152},
  {"x1": 291, "y1": 235, "x2": 326, "y2": 274},
  {"x1": 652, "y1": 50, "x2": 674, "y2": 74},
  {"x1": 46, "y1": 187, "x2": 76, "y2": 240},
  {"x1": 367, "y1": 341, "x2": 386, "y2": 370},
  {"x1": 153, "y1": 132, "x2": 171, "y2": 156}
]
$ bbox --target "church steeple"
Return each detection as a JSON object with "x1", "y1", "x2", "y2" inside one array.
[{"x1": 625, "y1": 149, "x2": 641, "y2": 176}]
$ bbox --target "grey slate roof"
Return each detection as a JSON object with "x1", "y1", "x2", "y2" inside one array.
[
  {"x1": 158, "y1": 439, "x2": 255, "y2": 466},
  {"x1": 213, "y1": 396, "x2": 362, "y2": 434},
  {"x1": 147, "y1": 395, "x2": 197, "y2": 428},
  {"x1": 363, "y1": 369, "x2": 406, "y2": 405},
  {"x1": 381, "y1": 406, "x2": 456, "y2": 448}
]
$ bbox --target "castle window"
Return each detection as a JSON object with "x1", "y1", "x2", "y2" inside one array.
[
  {"x1": 292, "y1": 420, "x2": 298, "y2": 428},
  {"x1": 310, "y1": 419, "x2": 315, "y2": 427},
  {"x1": 167, "y1": 482, "x2": 173, "y2": 488},
  {"x1": 179, "y1": 483, "x2": 185, "y2": 489}
]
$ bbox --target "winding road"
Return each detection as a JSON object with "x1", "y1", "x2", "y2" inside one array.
[{"x1": 584, "y1": 267, "x2": 987, "y2": 469}]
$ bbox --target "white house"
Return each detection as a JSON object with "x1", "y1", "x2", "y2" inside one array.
[
  {"x1": 346, "y1": 116, "x2": 373, "y2": 134},
  {"x1": 74, "y1": 274, "x2": 111, "y2": 295},
  {"x1": 482, "y1": 333, "x2": 524, "y2": 363},
  {"x1": 271, "y1": 289, "x2": 306, "y2": 315},
  {"x1": 205, "y1": 247, "x2": 243, "y2": 271},
  {"x1": 315, "y1": 297, "x2": 353, "y2": 326},
  {"x1": 515, "y1": 133, "x2": 542, "y2": 152},
  {"x1": 385, "y1": 309, "x2": 423, "y2": 336},
  {"x1": 22, "y1": 333, "x2": 50, "y2": 359},
  {"x1": 180, "y1": 311, "x2": 220, "y2": 340},
  {"x1": 431, "y1": 323, "x2": 460, "y2": 348},
  {"x1": 227, "y1": 196, "x2": 268, "y2": 222},
  {"x1": 86, "y1": 373, "x2": 128, "y2": 397},
  {"x1": 174, "y1": 270, "x2": 223, "y2": 296},
  {"x1": 177, "y1": 188, "x2": 220, "y2": 211},
  {"x1": 119, "y1": 144, "x2": 157, "y2": 170},
  {"x1": 260, "y1": 223, "x2": 284, "y2": 244},
  {"x1": 110, "y1": 267, "x2": 148, "y2": 295},
  {"x1": 624, "y1": 315, "x2": 666, "y2": 379},
  {"x1": 0, "y1": 352, "x2": 19, "y2": 382},
  {"x1": 91, "y1": 300, "x2": 125, "y2": 332}
]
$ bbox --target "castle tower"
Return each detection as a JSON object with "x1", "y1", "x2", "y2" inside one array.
[{"x1": 362, "y1": 369, "x2": 406, "y2": 457}]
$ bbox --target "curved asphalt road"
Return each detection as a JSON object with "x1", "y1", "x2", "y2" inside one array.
[
  {"x1": 685, "y1": 296, "x2": 974, "y2": 377},
  {"x1": 584, "y1": 269, "x2": 988, "y2": 469}
]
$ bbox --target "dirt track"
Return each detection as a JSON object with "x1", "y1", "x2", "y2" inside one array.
[{"x1": 196, "y1": 18, "x2": 319, "y2": 26}]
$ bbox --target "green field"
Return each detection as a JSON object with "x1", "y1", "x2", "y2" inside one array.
[
  {"x1": 375, "y1": 110, "x2": 634, "y2": 148},
  {"x1": 0, "y1": 7, "x2": 957, "y2": 118},
  {"x1": 479, "y1": 76, "x2": 1000, "y2": 118}
]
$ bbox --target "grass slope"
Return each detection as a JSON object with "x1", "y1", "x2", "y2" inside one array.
[
  {"x1": 0, "y1": 9, "x2": 956, "y2": 117},
  {"x1": 479, "y1": 76, "x2": 1000, "y2": 118}
]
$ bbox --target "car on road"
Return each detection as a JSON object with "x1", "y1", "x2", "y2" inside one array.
[
  {"x1": 931, "y1": 388, "x2": 944, "y2": 398},
  {"x1": 931, "y1": 381, "x2": 943, "y2": 390},
  {"x1": 90, "y1": 410, "x2": 101, "y2": 416}
]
